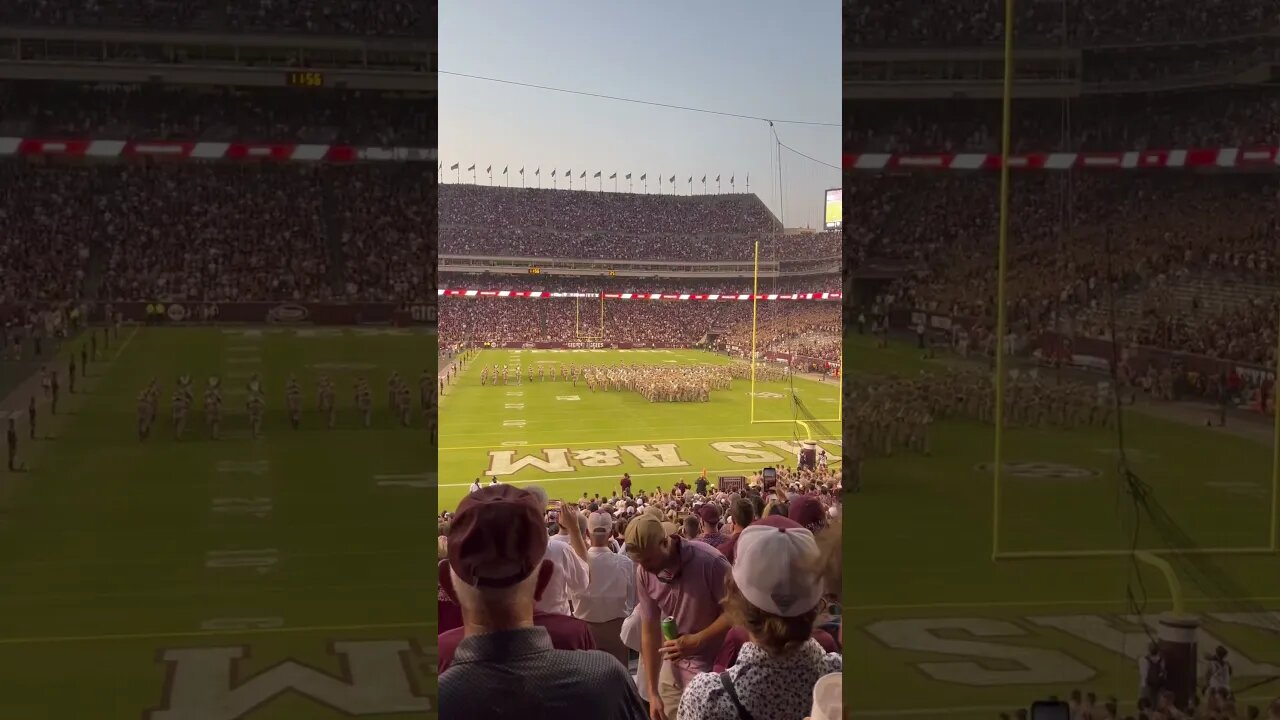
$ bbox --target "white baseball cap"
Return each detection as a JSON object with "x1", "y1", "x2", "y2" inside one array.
[
  {"x1": 731, "y1": 524, "x2": 822, "y2": 617},
  {"x1": 587, "y1": 511, "x2": 612, "y2": 536}
]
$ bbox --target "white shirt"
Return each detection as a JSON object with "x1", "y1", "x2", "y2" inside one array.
[
  {"x1": 469, "y1": 481, "x2": 480, "y2": 494},
  {"x1": 572, "y1": 545, "x2": 636, "y2": 623},
  {"x1": 535, "y1": 534, "x2": 589, "y2": 615},
  {"x1": 1206, "y1": 657, "x2": 1232, "y2": 691}
]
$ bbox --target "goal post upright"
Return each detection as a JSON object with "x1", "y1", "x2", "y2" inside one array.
[
  {"x1": 991, "y1": 0, "x2": 1015, "y2": 562},
  {"x1": 750, "y1": 239, "x2": 759, "y2": 424},
  {"x1": 1272, "y1": 296, "x2": 1280, "y2": 551}
]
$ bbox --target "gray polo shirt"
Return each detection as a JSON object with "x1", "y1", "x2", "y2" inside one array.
[{"x1": 439, "y1": 626, "x2": 647, "y2": 720}]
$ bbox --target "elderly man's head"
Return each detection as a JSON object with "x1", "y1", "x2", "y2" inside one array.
[{"x1": 439, "y1": 485, "x2": 555, "y2": 628}]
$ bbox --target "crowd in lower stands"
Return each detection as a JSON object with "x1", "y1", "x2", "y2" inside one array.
[
  {"x1": 439, "y1": 297, "x2": 840, "y2": 361},
  {"x1": 1, "y1": 0, "x2": 429, "y2": 35},
  {"x1": 438, "y1": 274, "x2": 840, "y2": 296},
  {"x1": 848, "y1": 172, "x2": 1279, "y2": 365},
  {"x1": 437, "y1": 469, "x2": 842, "y2": 719},
  {"x1": 0, "y1": 163, "x2": 432, "y2": 304}
]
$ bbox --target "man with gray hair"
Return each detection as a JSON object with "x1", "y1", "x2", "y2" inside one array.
[
  {"x1": 527, "y1": 485, "x2": 590, "y2": 616},
  {"x1": 573, "y1": 510, "x2": 636, "y2": 669},
  {"x1": 438, "y1": 484, "x2": 645, "y2": 719}
]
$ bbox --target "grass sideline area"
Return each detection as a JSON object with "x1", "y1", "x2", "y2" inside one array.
[
  {"x1": 844, "y1": 332, "x2": 1280, "y2": 718},
  {"x1": 437, "y1": 347, "x2": 841, "y2": 511},
  {"x1": 0, "y1": 325, "x2": 436, "y2": 719}
]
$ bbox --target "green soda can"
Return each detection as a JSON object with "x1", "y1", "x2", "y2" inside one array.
[{"x1": 661, "y1": 616, "x2": 679, "y2": 641}]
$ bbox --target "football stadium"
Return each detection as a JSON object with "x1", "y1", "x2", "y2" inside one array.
[
  {"x1": 437, "y1": 191, "x2": 842, "y2": 509},
  {"x1": 845, "y1": 5, "x2": 1280, "y2": 719},
  {"x1": 436, "y1": 3, "x2": 843, "y2": 716},
  {"x1": 0, "y1": 8, "x2": 435, "y2": 719}
]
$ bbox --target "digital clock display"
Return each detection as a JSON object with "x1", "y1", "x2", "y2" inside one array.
[
  {"x1": 286, "y1": 71, "x2": 325, "y2": 88},
  {"x1": 528, "y1": 267, "x2": 543, "y2": 275}
]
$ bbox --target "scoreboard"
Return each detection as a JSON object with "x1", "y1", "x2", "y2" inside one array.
[{"x1": 824, "y1": 188, "x2": 842, "y2": 230}]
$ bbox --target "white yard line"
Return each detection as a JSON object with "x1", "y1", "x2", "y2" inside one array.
[
  {"x1": 439, "y1": 467, "x2": 749, "y2": 488},
  {"x1": 111, "y1": 325, "x2": 140, "y2": 363},
  {"x1": 849, "y1": 596, "x2": 1280, "y2": 612}
]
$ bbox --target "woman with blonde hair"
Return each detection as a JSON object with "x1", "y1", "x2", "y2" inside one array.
[{"x1": 676, "y1": 518, "x2": 841, "y2": 720}]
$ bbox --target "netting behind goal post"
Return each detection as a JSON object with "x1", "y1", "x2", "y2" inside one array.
[
  {"x1": 986, "y1": 3, "x2": 1280, "y2": 703},
  {"x1": 748, "y1": 240, "x2": 840, "y2": 438},
  {"x1": 575, "y1": 293, "x2": 605, "y2": 340}
]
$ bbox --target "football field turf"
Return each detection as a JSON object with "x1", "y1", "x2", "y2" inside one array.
[
  {"x1": 0, "y1": 326, "x2": 436, "y2": 719},
  {"x1": 844, "y1": 333, "x2": 1280, "y2": 717},
  {"x1": 438, "y1": 348, "x2": 841, "y2": 511}
]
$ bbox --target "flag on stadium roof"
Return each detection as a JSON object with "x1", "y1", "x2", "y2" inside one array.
[
  {"x1": 467, "y1": 164, "x2": 475, "y2": 171},
  {"x1": 626, "y1": 173, "x2": 631, "y2": 179},
  {"x1": 503, "y1": 166, "x2": 508, "y2": 174},
  {"x1": 519, "y1": 167, "x2": 524, "y2": 175},
  {"x1": 594, "y1": 171, "x2": 601, "y2": 178},
  {"x1": 486, "y1": 165, "x2": 491, "y2": 173},
  {"x1": 450, "y1": 163, "x2": 459, "y2": 170},
  {"x1": 609, "y1": 172, "x2": 615, "y2": 179},
  {"x1": 669, "y1": 175, "x2": 675, "y2": 183},
  {"x1": 640, "y1": 173, "x2": 645, "y2": 180}
]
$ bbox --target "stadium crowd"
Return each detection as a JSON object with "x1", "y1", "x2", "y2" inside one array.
[
  {"x1": 1, "y1": 163, "x2": 432, "y2": 305},
  {"x1": 844, "y1": 0, "x2": 1279, "y2": 47},
  {"x1": 845, "y1": 90, "x2": 1280, "y2": 155},
  {"x1": 437, "y1": 469, "x2": 843, "y2": 719},
  {"x1": 441, "y1": 184, "x2": 780, "y2": 235},
  {"x1": 438, "y1": 273, "x2": 840, "y2": 295},
  {"x1": 0, "y1": 0, "x2": 429, "y2": 35},
  {"x1": 0, "y1": 82, "x2": 434, "y2": 147},
  {"x1": 849, "y1": 172, "x2": 1279, "y2": 365},
  {"x1": 439, "y1": 296, "x2": 840, "y2": 360}
]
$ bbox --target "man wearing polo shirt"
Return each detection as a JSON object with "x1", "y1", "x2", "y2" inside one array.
[
  {"x1": 574, "y1": 511, "x2": 636, "y2": 668},
  {"x1": 626, "y1": 513, "x2": 732, "y2": 720},
  {"x1": 438, "y1": 485, "x2": 646, "y2": 719}
]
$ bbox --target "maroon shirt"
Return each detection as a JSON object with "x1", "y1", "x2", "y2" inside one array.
[
  {"x1": 437, "y1": 612, "x2": 597, "y2": 672},
  {"x1": 712, "y1": 625, "x2": 839, "y2": 672}
]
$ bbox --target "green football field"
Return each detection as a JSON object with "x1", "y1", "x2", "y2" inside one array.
[
  {"x1": 0, "y1": 325, "x2": 436, "y2": 719},
  {"x1": 438, "y1": 348, "x2": 841, "y2": 511},
  {"x1": 844, "y1": 332, "x2": 1280, "y2": 717}
]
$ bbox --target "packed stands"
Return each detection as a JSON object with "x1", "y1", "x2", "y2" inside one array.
[
  {"x1": 0, "y1": 82, "x2": 434, "y2": 147},
  {"x1": 0, "y1": 0, "x2": 430, "y2": 36},
  {"x1": 844, "y1": 0, "x2": 1280, "y2": 47}
]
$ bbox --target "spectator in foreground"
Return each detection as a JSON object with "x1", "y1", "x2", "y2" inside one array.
[
  {"x1": 574, "y1": 511, "x2": 637, "y2": 669},
  {"x1": 438, "y1": 484, "x2": 646, "y2": 720},
  {"x1": 628, "y1": 513, "x2": 733, "y2": 720},
  {"x1": 677, "y1": 522, "x2": 842, "y2": 719}
]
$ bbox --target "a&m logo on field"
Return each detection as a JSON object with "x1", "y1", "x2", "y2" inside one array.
[{"x1": 485, "y1": 440, "x2": 840, "y2": 476}]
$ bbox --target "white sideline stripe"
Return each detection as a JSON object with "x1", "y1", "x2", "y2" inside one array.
[
  {"x1": 859, "y1": 696, "x2": 1278, "y2": 718},
  {"x1": 849, "y1": 595, "x2": 1280, "y2": 612},
  {"x1": 112, "y1": 326, "x2": 139, "y2": 362},
  {"x1": 440, "y1": 467, "x2": 747, "y2": 488}
]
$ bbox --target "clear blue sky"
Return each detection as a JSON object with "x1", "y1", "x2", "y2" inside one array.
[{"x1": 439, "y1": 0, "x2": 840, "y2": 230}]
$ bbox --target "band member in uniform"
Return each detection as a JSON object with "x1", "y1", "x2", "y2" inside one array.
[
  {"x1": 6, "y1": 417, "x2": 18, "y2": 471},
  {"x1": 286, "y1": 375, "x2": 303, "y2": 430},
  {"x1": 204, "y1": 377, "x2": 223, "y2": 439}
]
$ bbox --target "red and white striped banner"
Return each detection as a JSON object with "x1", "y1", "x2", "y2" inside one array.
[
  {"x1": 843, "y1": 147, "x2": 1280, "y2": 172},
  {"x1": 439, "y1": 289, "x2": 840, "y2": 300},
  {"x1": 0, "y1": 137, "x2": 435, "y2": 163}
]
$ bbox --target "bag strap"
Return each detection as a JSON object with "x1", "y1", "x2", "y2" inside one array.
[{"x1": 719, "y1": 671, "x2": 755, "y2": 720}]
